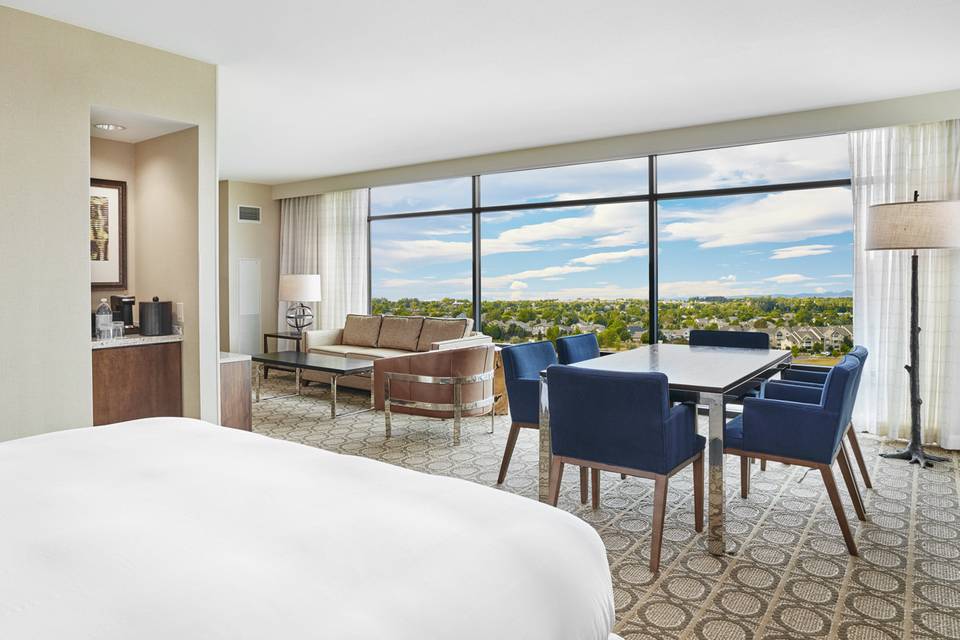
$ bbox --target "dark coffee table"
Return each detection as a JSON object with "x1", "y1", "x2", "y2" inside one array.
[{"x1": 251, "y1": 351, "x2": 374, "y2": 419}]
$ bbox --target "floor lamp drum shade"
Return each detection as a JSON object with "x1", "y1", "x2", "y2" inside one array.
[
  {"x1": 279, "y1": 274, "x2": 323, "y2": 302},
  {"x1": 865, "y1": 200, "x2": 960, "y2": 250}
]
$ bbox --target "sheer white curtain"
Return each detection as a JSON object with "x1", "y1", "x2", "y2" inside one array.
[
  {"x1": 278, "y1": 189, "x2": 369, "y2": 343},
  {"x1": 850, "y1": 120, "x2": 960, "y2": 448}
]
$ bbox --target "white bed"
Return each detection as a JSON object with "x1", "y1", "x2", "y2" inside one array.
[{"x1": 0, "y1": 418, "x2": 617, "y2": 639}]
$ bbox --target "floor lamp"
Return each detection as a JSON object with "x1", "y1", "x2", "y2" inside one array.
[{"x1": 866, "y1": 192, "x2": 960, "y2": 467}]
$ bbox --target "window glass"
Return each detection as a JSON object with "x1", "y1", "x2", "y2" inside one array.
[
  {"x1": 481, "y1": 157, "x2": 648, "y2": 207},
  {"x1": 370, "y1": 177, "x2": 472, "y2": 215},
  {"x1": 480, "y1": 203, "x2": 649, "y2": 349},
  {"x1": 370, "y1": 214, "x2": 473, "y2": 318},
  {"x1": 656, "y1": 186, "x2": 853, "y2": 363},
  {"x1": 657, "y1": 134, "x2": 849, "y2": 193}
]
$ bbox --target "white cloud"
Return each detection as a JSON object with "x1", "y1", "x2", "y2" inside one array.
[
  {"x1": 769, "y1": 244, "x2": 833, "y2": 260},
  {"x1": 570, "y1": 247, "x2": 648, "y2": 265},
  {"x1": 661, "y1": 188, "x2": 851, "y2": 248},
  {"x1": 764, "y1": 273, "x2": 812, "y2": 284},
  {"x1": 509, "y1": 280, "x2": 528, "y2": 290},
  {"x1": 422, "y1": 226, "x2": 470, "y2": 236},
  {"x1": 829, "y1": 273, "x2": 852, "y2": 279},
  {"x1": 379, "y1": 278, "x2": 427, "y2": 288},
  {"x1": 481, "y1": 264, "x2": 595, "y2": 290},
  {"x1": 814, "y1": 287, "x2": 827, "y2": 293},
  {"x1": 719, "y1": 274, "x2": 737, "y2": 281}
]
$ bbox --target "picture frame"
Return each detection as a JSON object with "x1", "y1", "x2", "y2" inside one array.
[{"x1": 90, "y1": 178, "x2": 127, "y2": 290}]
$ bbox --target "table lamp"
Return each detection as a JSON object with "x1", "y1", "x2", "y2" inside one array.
[
  {"x1": 866, "y1": 192, "x2": 960, "y2": 467},
  {"x1": 278, "y1": 274, "x2": 323, "y2": 335}
]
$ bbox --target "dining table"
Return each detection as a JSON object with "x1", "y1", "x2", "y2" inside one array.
[{"x1": 538, "y1": 343, "x2": 792, "y2": 555}]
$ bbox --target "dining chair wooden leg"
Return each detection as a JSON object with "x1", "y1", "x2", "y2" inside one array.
[
  {"x1": 620, "y1": 473, "x2": 627, "y2": 480},
  {"x1": 496, "y1": 423, "x2": 521, "y2": 485},
  {"x1": 650, "y1": 475, "x2": 669, "y2": 573},
  {"x1": 846, "y1": 427, "x2": 873, "y2": 489},
  {"x1": 819, "y1": 464, "x2": 858, "y2": 556},
  {"x1": 760, "y1": 459, "x2": 767, "y2": 471},
  {"x1": 693, "y1": 453, "x2": 704, "y2": 533},
  {"x1": 591, "y1": 468, "x2": 600, "y2": 509},
  {"x1": 740, "y1": 455, "x2": 750, "y2": 499},
  {"x1": 579, "y1": 467, "x2": 589, "y2": 504},
  {"x1": 548, "y1": 458, "x2": 564, "y2": 507},
  {"x1": 837, "y1": 445, "x2": 867, "y2": 521}
]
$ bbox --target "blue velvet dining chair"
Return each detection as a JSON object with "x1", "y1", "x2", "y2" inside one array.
[
  {"x1": 556, "y1": 333, "x2": 601, "y2": 365},
  {"x1": 770, "y1": 346, "x2": 872, "y2": 489},
  {"x1": 725, "y1": 355, "x2": 865, "y2": 556},
  {"x1": 546, "y1": 366, "x2": 705, "y2": 572},
  {"x1": 499, "y1": 341, "x2": 589, "y2": 502},
  {"x1": 689, "y1": 329, "x2": 770, "y2": 350}
]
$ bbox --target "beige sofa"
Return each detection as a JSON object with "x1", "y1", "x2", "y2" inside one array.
[{"x1": 302, "y1": 314, "x2": 491, "y2": 390}]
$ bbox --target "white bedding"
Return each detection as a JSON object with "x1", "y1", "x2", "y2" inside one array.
[{"x1": 0, "y1": 418, "x2": 615, "y2": 639}]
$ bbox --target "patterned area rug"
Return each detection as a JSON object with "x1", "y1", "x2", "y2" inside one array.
[{"x1": 253, "y1": 373, "x2": 960, "y2": 639}]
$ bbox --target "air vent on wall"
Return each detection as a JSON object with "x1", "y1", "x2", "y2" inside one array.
[{"x1": 238, "y1": 205, "x2": 261, "y2": 223}]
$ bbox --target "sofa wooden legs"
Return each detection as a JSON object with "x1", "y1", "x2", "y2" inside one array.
[
  {"x1": 591, "y1": 469, "x2": 600, "y2": 509},
  {"x1": 760, "y1": 459, "x2": 767, "y2": 471},
  {"x1": 496, "y1": 423, "x2": 522, "y2": 485},
  {"x1": 846, "y1": 427, "x2": 872, "y2": 489},
  {"x1": 820, "y1": 463, "x2": 859, "y2": 556}
]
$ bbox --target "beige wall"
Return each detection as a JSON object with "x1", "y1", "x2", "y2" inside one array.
[
  {"x1": 274, "y1": 89, "x2": 960, "y2": 198},
  {"x1": 218, "y1": 181, "x2": 281, "y2": 353},
  {"x1": 136, "y1": 128, "x2": 201, "y2": 417},
  {"x1": 0, "y1": 7, "x2": 218, "y2": 440},
  {"x1": 89, "y1": 137, "x2": 137, "y2": 308}
]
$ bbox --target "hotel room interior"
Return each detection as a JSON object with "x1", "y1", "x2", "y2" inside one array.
[{"x1": 2, "y1": 1, "x2": 960, "y2": 638}]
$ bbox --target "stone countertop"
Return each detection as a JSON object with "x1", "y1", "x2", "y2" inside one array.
[
  {"x1": 91, "y1": 334, "x2": 183, "y2": 350},
  {"x1": 220, "y1": 352, "x2": 252, "y2": 364}
]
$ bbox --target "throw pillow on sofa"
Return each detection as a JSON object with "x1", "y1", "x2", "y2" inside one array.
[
  {"x1": 378, "y1": 316, "x2": 424, "y2": 351},
  {"x1": 342, "y1": 314, "x2": 382, "y2": 347},
  {"x1": 416, "y1": 317, "x2": 470, "y2": 351}
]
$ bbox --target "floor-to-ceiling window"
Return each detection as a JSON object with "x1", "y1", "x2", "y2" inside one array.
[{"x1": 368, "y1": 134, "x2": 852, "y2": 359}]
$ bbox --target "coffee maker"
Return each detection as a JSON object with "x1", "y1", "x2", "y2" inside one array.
[{"x1": 110, "y1": 295, "x2": 137, "y2": 332}]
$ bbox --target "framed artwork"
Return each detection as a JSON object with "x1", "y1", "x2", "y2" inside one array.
[{"x1": 90, "y1": 178, "x2": 127, "y2": 290}]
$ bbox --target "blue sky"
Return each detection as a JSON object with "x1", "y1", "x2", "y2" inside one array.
[{"x1": 371, "y1": 135, "x2": 853, "y2": 300}]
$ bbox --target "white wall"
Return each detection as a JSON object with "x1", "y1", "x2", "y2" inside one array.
[
  {"x1": 0, "y1": 6, "x2": 218, "y2": 440},
  {"x1": 218, "y1": 180, "x2": 281, "y2": 354},
  {"x1": 274, "y1": 89, "x2": 960, "y2": 198}
]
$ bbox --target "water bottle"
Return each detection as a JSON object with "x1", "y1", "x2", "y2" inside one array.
[{"x1": 96, "y1": 298, "x2": 113, "y2": 339}]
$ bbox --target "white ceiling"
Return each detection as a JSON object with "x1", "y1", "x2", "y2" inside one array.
[
  {"x1": 90, "y1": 105, "x2": 193, "y2": 144},
  {"x1": 9, "y1": 0, "x2": 960, "y2": 184}
]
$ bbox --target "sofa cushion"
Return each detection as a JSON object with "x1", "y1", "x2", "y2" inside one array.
[
  {"x1": 378, "y1": 316, "x2": 424, "y2": 351},
  {"x1": 416, "y1": 317, "x2": 472, "y2": 351},
  {"x1": 310, "y1": 344, "x2": 411, "y2": 361},
  {"x1": 341, "y1": 314, "x2": 382, "y2": 347}
]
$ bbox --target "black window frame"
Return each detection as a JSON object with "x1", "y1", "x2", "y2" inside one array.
[{"x1": 367, "y1": 141, "x2": 852, "y2": 343}]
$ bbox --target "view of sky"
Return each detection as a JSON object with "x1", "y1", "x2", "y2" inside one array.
[{"x1": 370, "y1": 135, "x2": 852, "y2": 301}]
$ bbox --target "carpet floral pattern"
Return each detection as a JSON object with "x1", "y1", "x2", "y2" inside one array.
[{"x1": 253, "y1": 373, "x2": 960, "y2": 639}]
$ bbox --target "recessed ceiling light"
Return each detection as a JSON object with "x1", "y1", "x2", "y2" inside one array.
[{"x1": 93, "y1": 123, "x2": 126, "y2": 132}]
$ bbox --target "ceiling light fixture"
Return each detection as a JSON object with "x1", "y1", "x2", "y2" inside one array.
[{"x1": 93, "y1": 123, "x2": 126, "y2": 132}]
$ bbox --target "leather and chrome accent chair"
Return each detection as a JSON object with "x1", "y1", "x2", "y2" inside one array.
[
  {"x1": 377, "y1": 345, "x2": 496, "y2": 445},
  {"x1": 725, "y1": 355, "x2": 865, "y2": 556},
  {"x1": 556, "y1": 333, "x2": 601, "y2": 365},
  {"x1": 546, "y1": 366, "x2": 705, "y2": 572},
  {"x1": 498, "y1": 341, "x2": 590, "y2": 503},
  {"x1": 769, "y1": 345, "x2": 872, "y2": 489}
]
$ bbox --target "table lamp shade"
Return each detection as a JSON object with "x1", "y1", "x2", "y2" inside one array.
[
  {"x1": 278, "y1": 274, "x2": 323, "y2": 302},
  {"x1": 866, "y1": 200, "x2": 960, "y2": 250}
]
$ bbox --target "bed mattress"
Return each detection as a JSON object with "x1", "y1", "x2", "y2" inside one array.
[{"x1": 0, "y1": 418, "x2": 615, "y2": 639}]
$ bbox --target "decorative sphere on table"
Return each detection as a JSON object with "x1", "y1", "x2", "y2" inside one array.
[{"x1": 285, "y1": 303, "x2": 314, "y2": 334}]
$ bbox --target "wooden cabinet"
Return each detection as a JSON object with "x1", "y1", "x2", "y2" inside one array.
[
  {"x1": 92, "y1": 341, "x2": 183, "y2": 425},
  {"x1": 219, "y1": 356, "x2": 252, "y2": 430}
]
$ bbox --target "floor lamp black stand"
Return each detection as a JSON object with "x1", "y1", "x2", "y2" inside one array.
[{"x1": 868, "y1": 191, "x2": 960, "y2": 468}]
